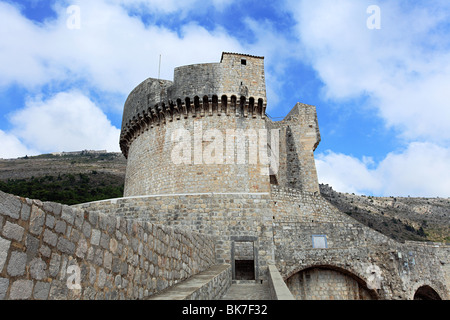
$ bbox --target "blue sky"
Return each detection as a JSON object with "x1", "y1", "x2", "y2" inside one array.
[{"x1": 1, "y1": 0, "x2": 450, "y2": 197}]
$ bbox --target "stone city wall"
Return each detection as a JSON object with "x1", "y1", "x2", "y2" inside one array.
[
  {"x1": 72, "y1": 186, "x2": 450, "y2": 299},
  {"x1": 73, "y1": 192, "x2": 275, "y2": 281},
  {"x1": 184, "y1": 264, "x2": 231, "y2": 300},
  {"x1": 0, "y1": 190, "x2": 216, "y2": 300}
]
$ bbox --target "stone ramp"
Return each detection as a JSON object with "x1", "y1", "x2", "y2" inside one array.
[
  {"x1": 220, "y1": 282, "x2": 272, "y2": 300},
  {"x1": 146, "y1": 264, "x2": 231, "y2": 300}
]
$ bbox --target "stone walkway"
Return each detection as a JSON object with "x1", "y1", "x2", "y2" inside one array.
[{"x1": 220, "y1": 282, "x2": 272, "y2": 300}]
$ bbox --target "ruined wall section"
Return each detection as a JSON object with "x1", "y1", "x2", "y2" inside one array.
[
  {"x1": 0, "y1": 191, "x2": 215, "y2": 300},
  {"x1": 73, "y1": 193, "x2": 275, "y2": 281},
  {"x1": 268, "y1": 103, "x2": 321, "y2": 194}
]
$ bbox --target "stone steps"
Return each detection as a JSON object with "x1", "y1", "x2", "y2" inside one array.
[
  {"x1": 146, "y1": 264, "x2": 231, "y2": 300},
  {"x1": 220, "y1": 282, "x2": 272, "y2": 300}
]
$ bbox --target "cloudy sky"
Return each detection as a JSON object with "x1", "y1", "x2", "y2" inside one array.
[{"x1": 1, "y1": 0, "x2": 449, "y2": 197}]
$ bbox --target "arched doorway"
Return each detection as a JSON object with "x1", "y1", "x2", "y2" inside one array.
[
  {"x1": 286, "y1": 266, "x2": 378, "y2": 300},
  {"x1": 413, "y1": 285, "x2": 442, "y2": 300}
]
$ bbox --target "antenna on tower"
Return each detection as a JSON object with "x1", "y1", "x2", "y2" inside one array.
[{"x1": 158, "y1": 54, "x2": 161, "y2": 80}]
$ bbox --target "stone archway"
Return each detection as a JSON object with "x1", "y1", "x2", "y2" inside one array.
[
  {"x1": 285, "y1": 265, "x2": 378, "y2": 300},
  {"x1": 413, "y1": 285, "x2": 442, "y2": 300}
]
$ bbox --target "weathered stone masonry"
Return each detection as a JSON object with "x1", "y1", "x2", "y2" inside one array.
[
  {"x1": 114, "y1": 52, "x2": 449, "y2": 300},
  {"x1": 73, "y1": 185, "x2": 450, "y2": 299},
  {"x1": 0, "y1": 190, "x2": 215, "y2": 300}
]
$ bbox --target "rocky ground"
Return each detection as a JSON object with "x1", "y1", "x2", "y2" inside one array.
[{"x1": 319, "y1": 184, "x2": 450, "y2": 243}]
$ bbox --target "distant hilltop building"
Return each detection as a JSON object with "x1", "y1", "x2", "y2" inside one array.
[
  {"x1": 50, "y1": 150, "x2": 108, "y2": 156},
  {"x1": 0, "y1": 53, "x2": 448, "y2": 300}
]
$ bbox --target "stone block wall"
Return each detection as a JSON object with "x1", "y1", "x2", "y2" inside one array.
[
  {"x1": 285, "y1": 267, "x2": 375, "y2": 300},
  {"x1": 0, "y1": 190, "x2": 216, "y2": 300},
  {"x1": 219, "y1": 53, "x2": 266, "y2": 101},
  {"x1": 124, "y1": 116, "x2": 271, "y2": 196},
  {"x1": 73, "y1": 192, "x2": 275, "y2": 281},
  {"x1": 170, "y1": 63, "x2": 223, "y2": 99}
]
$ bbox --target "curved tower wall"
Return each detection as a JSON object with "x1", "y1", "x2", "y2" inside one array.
[{"x1": 124, "y1": 115, "x2": 270, "y2": 196}]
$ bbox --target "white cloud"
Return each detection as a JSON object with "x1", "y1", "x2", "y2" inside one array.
[
  {"x1": 376, "y1": 142, "x2": 450, "y2": 197},
  {"x1": 0, "y1": 130, "x2": 38, "y2": 159},
  {"x1": 315, "y1": 151, "x2": 382, "y2": 195},
  {"x1": 284, "y1": 0, "x2": 450, "y2": 197},
  {"x1": 118, "y1": 0, "x2": 236, "y2": 14},
  {"x1": 287, "y1": 0, "x2": 450, "y2": 143},
  {"x1": 9, "y1": 91, "x2": 121, "y2": 154},
  {"x1": 316, "y1": 142, "x2": 450, "y2": 197},
  {"x1": 0, "y1": 0, "x2": 247, "y2": 159},
  {"x1": 0, "y1": 0, "x2": 244, "y2": 99}
]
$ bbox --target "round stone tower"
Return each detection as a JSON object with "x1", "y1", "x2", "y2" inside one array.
[{"x1": 120, "y1": 53, "x2": 274, "y2": 197}]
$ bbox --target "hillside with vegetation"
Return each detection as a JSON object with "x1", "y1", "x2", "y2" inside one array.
[
  {"x1": 320, "y1": 184, "x2": 450, "y2": 243},
  {"x1": 0, "y1": 151, "x2": 126, "y2": 205}
]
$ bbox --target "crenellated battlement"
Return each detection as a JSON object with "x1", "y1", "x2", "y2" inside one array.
[
  {"x1": 120, "y1": 53, "x2": 267, "y2": 158},
  {"x1": 120, "y1": 93, "x2": 267, "y2": 158}
]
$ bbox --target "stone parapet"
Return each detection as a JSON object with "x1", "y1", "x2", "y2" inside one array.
[
  {"x1": 0, "y1": 190, "x2": 215, "y2": 300},
  {"x1": 267, "y1": 264, "x2": 295, "y2": 300},
  {"x1": 120, "y1": 53, "x2": 267, "y2": 159}
]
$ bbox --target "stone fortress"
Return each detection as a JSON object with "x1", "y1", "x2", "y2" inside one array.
[{"x1": 0, "y1": 53, "x2": 448, "y2": 300}]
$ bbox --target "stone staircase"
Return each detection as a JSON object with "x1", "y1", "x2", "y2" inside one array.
[
  {"x1": 146, "y1": 264, "x2": 294, "y2": 300},
  {"x1": 146, "y1": 264, "x2": 231, "y2": 300}
]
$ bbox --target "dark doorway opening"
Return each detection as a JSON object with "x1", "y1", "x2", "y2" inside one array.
[
  {"x1": 235, "y1": 260, "x2": 255, "y2": 280},
  {"x1": 414, "y1": 285, "x2": 442, "y2": 300},
  {"x1": 231, "y1": 237, "x2": 258, "y2": 281}
]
